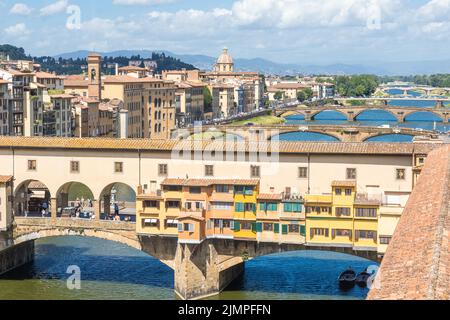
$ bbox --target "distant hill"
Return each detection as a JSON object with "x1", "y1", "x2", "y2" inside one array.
[
  {"x1": 55, "y1": 49, "x2": 450, "y2": 76},
  {"x1": 0, "y1": 45, "x2": 196, "y2": 75}
]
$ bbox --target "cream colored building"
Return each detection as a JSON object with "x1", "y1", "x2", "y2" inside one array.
[
  {"x1": 209, "y1": 84, "x2": 235, "y2": 119},
  {"x1": 0, "y1": 137, "x2": 437, "y2": 220},
  {"x1": 0, "y1": 175, "x2": 13, "y2": 231}
]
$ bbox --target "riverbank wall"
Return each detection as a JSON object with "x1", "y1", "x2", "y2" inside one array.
[{"x1": 0, "y1": 239, "x2": 35, "y2": 276}]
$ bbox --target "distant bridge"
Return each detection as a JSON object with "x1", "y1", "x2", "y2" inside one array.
[
  {"x1": 174, "y1": 124, "x2": 439, "y2": 143},
  {"x1": 275, "y1": 105, "x2": 450, "y2": 123},
  {"x1": 379, "y1": 85, "x2": 450, "y2": 96}
]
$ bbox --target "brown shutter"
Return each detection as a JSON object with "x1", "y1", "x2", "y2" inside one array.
[
  {"x1": 355, "y1": 230, "x2": 359, "y2": 241},
  {"x1": 331, "y1": 229, "x2": 336, "y2": 239}
]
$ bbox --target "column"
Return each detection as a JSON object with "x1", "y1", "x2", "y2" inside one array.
[
  {"x1": 104, "y1": 195, "x2": 111, "y2": 216},
  {"x1": 94, "y1": 200, "x2": 101, "y2": 220},
  {"x1": 174, "y1": 240, "x2": 244, "y2": 300},
  {"x1": 50, "y1": 198, "x2": 57, "y2": 219}
]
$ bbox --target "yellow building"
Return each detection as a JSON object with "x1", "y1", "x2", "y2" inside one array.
[
  {"x1": 304, "y1": 181, "x2": 379, "y2": 251},
  {"x1": 233, "y1": 181, "x2": 259, "y2": 240}
]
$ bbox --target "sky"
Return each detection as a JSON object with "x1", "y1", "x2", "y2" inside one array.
[{"x1": 0, "y1": 0, "x2": 449, "y2": 65}]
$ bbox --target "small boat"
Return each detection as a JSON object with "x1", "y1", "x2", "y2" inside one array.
[
  {"x1": 356, "y1": 270, "x2": 371, "y2": 288},
  {"x1": 338, "y1": 268, "x2": 356, "y2": 290}
]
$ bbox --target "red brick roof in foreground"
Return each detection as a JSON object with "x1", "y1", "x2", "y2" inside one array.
[{"x1": 368, "y1": 145, "x2": 450, "y2": 300}]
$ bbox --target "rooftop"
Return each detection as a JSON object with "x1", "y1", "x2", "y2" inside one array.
[
  {"x1": 331, "y1": 180, "x2": 357, "y2": 187},
  {"x1": 0, "y1": 175, "x2": 13, "y2": 183},
  {"x1": 0, "y1": 137, "x2": 441, "y2": 155}
]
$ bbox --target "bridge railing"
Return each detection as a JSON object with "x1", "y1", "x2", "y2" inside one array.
[{"x1": 14, "y1": 217, "x2": 136, "y2": 231}]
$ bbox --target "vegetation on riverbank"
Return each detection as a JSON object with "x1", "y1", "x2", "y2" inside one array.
[{"x1": 232, "y1": 115, "x2": 285, "y2": 126}]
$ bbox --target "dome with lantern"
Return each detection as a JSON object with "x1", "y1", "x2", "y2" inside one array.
[{"x1": 214, "y1": 48, "x2": 234, "y2": 73}]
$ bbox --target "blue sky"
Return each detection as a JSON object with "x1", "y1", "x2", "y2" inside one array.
[{"x1": 0, "y1": 0, "x2": 449, "y2": 64}]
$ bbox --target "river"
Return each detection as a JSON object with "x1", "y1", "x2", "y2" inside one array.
[
  {"x1": 279, "y1": 95, "x2": 449, "y2": 142},
  {"x1": 0, "y1": 237, "x2": 376, "y2": 300}
]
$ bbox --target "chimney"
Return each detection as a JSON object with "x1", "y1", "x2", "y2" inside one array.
[{"x1": 115, "y1": 63, "x2": 119, "y2": 76}]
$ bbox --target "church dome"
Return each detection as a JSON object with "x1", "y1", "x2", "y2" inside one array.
[{"x1": 217, "y1": 48, "x2": 233, "y2": 64}]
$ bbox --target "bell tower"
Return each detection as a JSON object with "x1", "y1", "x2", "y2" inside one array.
[{"x1": 87, "y1": 53, "x2": 102, "y2": 100}]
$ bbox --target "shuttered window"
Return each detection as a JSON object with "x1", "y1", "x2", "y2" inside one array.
[{"x1": 282, "y1": 224, "x2": 288, "y2": 235}]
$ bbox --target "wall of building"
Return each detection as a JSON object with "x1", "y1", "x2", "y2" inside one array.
[{"x1": 0, "y1": 241, "x2": 34, "y2": 276}]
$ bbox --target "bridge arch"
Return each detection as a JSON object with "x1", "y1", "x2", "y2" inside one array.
[
  {"x1": 403, "y1": 110, "x2": 444, "y2": 122},
  {"x1": 269, "y1": 131, "x2": 341, "y2": 142},
  {"x1": 310, "y1": 110, "x2": 348, "y2": 121},
  {"x1": 14, "y1": 180, "x2": 51, "y2": 217},
  {"x1": 98, "y1": 182, "x2": 137, "y2": 220},
  {"x1": 354, "y1": 109, "x2": 398, "y2": 121},
  {"x1": 56, "y1": 181, "x2": 95, "y2": 217},
  {"x1": 363, "y1": 133, "x2": 415, "y2": 143}
]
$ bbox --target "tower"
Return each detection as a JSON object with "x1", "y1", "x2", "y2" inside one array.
[{"x1": 87, "y1": 53, "x2": 102, "y2": 100}]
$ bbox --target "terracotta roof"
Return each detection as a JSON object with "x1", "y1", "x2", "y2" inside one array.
[
  {"x1": 161, "y1": 178, "x2": 186, "y2": 186},
  {"x1": 119, "y1": 66, "x2": 147, "y2": 71},
  {"x1": 50, "y1": 94, "x2": 75, "y2": 99},
  {"x1": 0, "y1": 175, "x2": 13, "y2": 183},
  {"x1": 64, "y1": 79, "x2": 89, "y2": 87},
  {"x1": 0, "y1": 137, "x2": 441, "y2": 155},
  {"x1": 257, "y1": 193, "x2": 283, "y2": 201},
  {"x1": 136, "y1": 193, "x2": 163, "y2": 200},
  {"x1": 36, "y1": 71, "x2": 60, "y2": 79},
  {"x1": 268, "y1": 83, "x2": 311, "y2": 90},
  {"x1": 331, "y1": 180, "x2": 357, "y2": 187}
]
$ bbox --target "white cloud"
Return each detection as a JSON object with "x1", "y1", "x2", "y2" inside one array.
[
  {"x1": 10, "y1": 3, "x2": 33, "y2": 15},
  {"x1": 416, "y1": 0, "x2": 450, "y2": 21},
  {"x1": 113, "y1": 0, "x2": 176, "y2": 5},
  {"x1": 40, "y1": 0, "x2": 69, "y2": 16},
  {"x1": 4, "y1": 23, "x2": 31, "y2": 36}
]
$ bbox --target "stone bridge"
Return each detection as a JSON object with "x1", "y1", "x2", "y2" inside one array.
[
  {"x1": 174, "y1": 124, "x2": 438, "y2": 143},
  {"x1": 1, "y1": 216, "x2": 379, "y2": 300},
  {"x1": 369, "y1": 145, "x2": 450, "y2": 300},
  {"x1": 275, "y1": 105, "x2": 450, "y2": 123}
]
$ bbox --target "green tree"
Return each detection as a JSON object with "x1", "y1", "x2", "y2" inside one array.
[
  {"x1": 203, "y1": 87, "x2": 212, "y2": 113},
  {"x1": 274, "y1": 91, "x2": 284, "y2": 101}
]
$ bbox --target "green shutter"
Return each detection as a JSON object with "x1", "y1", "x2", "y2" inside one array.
[
  {"x1": 284, "y1": 203, "x2": 293, "y2": 212},
  {"x1": 268, "y1": 203, "x2": 278, "y2": 211},
  {"x1": 251, "y1": 222, "x2": 257, "y2": 232},
  {"x1": 234, "y1": 221, "x2": 241, "y2": 231},
  {"x1": 235, "y1": 202, "x2": 244, "y2": 212},
  {"x1": 282, "y1": 224, "x2": 288, "y2": 235},
  {"x1": 293, "y1": 203, "x2": 302, "y2": 212},
  {"x1": 260, "y1": 203, "x2": 266, "y2": 211},
  {"x1": 256, "y1": 222, "x2": 263, "y2": 233},
  {"x1": 274, "y1": 223, "x2": 280, "y2": 233},
  {"x1": 300, "y1": 225, "x2": 306, "y2": 236}
]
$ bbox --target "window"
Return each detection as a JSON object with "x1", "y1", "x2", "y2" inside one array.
[
  {"x1": 298, "y1": 167, "x2": 308, "y2": 178},
  {"x1": 310, "y1": 228, "x2": 329, "y2": 238},
  {"x1": 335, "y1": 188, "x2": 342, "y2": 196},
  {"x1": 166, "y1": 201, "x2": 180, "y2": 209},
  {"x1": 234, "y1": 186, "x2": 254, "y2": 196},
  {"x1": 241, "y1": 222, "x2": 252, "y2": 230},
  {"x1": 211, "y1": 202, "x2": 232, "y2": 210},
  {"x1": 28, "y1": 160, "x2": 37, "y2": 171},
  {"x1": 143, "y1": 200, "x2": 159, "y2": 208},
  {"x1": 189, "y1": 187, "x2": 201, "y2": 194},
  {"x1": 356, "y1": 230, "x2": 377, "y2": 241},
  {"x1": 288, "y1": 224, "x2": 300, "y2": 233},
  {"x1": 396, "y1": 169, "x2": 406, "y2": 180},
  {"x1": 205, "y1": 165, "x2": 214, "y2": 177},
  {"x1": 70, "y1": 161, "x2": 79, "y2": 173},
  {"x1": 114, "y1": 162, "x2": 123, "y2": 173},
  {"x1": 263, "y1": 223, "x2": 273, "y2": 231},
  {"x1": 355, "y1": 207, "x2": 377, "y2": 218},
  {"x1": 345, "y1": 188, "x2": 352, "y2": 196},
  {"x1": 158, "y1": 164, "x2": 168, "y2": 176},
  {"x1": 336, "y1": 207, "x2": 351, "y2": 216},
  {"x1": 284, "y1": 202, "x2": 302, "y2": 213},
  {"x1": 250, "y1": 165, "x2": 260, "y2": 178},
  {"x1": 244, "y1": 203, "x2": 256, "y2": 212},
  {"x1": 184, "y1": 223, "x2": 195, "y2": 232},
  {"x1": 346, "y1": 168, "x2": 357, "y2": 180},
  {"x1": 215, "y1": 185, "x2": 229, "y2": 193},
  {"x1": 165, "y1": 219, "x2": 178, "y2": 229},
  {"x1": 379, "y1": 236, "x2": 392, "y2": 245},
  {"x1": 142, "y1": 219, "x2": 158, "y2": 228}
]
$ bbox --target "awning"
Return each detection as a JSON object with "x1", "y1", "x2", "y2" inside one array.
[
  {"x1": 144, "y1": 219, "x2": 158, "y2": 223},
  {"x1": 167, "y1": 219, "x2": 179, "y2": 224}
]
